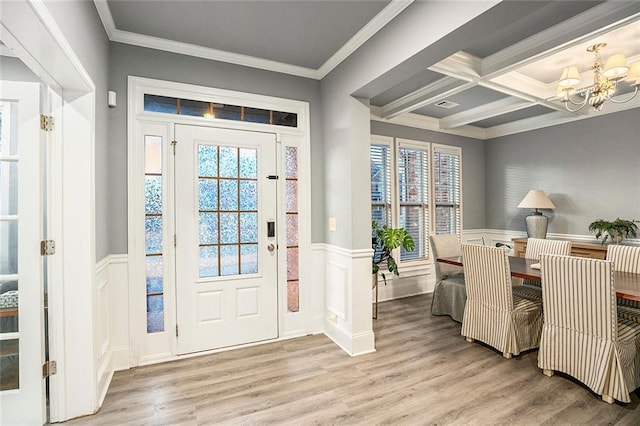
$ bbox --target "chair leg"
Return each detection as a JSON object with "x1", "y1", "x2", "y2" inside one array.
[
  {"x1": 602, "y1": 394, "x2": 614, "y2": 404},
  {"x1": 543, "y1": 369, "x2": 554, "y2": 377},
  {"x1": 465, "y1": 337, "x2": 474, "y2": 343},
  {"x1": 502, "y1": 352, "x2": 512, "y2": 359}
]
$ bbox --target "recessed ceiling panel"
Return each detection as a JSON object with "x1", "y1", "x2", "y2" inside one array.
[
  {"x1": 107, "y1": 0, "x2": 390, "y2": 69},
  {"x1": 471, "y1": 105, "x2": 555, "y2": 128},
  {"x1": 515, "y1": 22, "x2": 640, "y2": 85},
  {"x1": 413, "y1": 86, "x2": 509, "y2": 118}
]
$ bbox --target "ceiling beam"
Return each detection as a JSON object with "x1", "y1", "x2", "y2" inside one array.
[{"x1": 439, "y1": 97, "x2": 531, "y2": 129}]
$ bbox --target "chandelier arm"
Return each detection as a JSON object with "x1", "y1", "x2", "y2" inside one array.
[
  {"x1": 564, "y1": 92, "x2": 589, "y2": 112},
  {"x1": 607, "y1": 86, "x2": 639, "y2": 104},
  {"x1": 563, "y1": 101, "x2": 588, "y2": 113}
]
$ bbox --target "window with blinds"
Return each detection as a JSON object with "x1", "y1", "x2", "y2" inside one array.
[
  {"x1": 398, "y1": 144, "x2": 429, "y2": 261},
  {"x1": 369, "y1": 136, "x2": 463, "y2": 266},
  {"x1": 433, "y1": 146, "x2": 461, "y2": 236},
  {"x1": 370, "y1": 143, "x2": 391, "y2": 227}
]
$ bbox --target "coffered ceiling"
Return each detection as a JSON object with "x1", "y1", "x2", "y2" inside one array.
[{"x1": 94, "y1": 1, "x2": 640, "y2": 139}]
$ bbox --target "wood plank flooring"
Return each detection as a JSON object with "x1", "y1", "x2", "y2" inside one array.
[{"x1": 61, "y1": 294, "x2": 640, "y2": 425}]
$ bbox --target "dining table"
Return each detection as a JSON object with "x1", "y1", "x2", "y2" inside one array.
[{"x1": 436, "y1": 255, "x2": 640, "y2": 302}]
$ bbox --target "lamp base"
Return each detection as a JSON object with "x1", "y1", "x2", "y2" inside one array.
[{"x1": 525, "y1": 212, "x2": 548, "y2": 239}]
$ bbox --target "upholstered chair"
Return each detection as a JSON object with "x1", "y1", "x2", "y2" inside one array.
[
  {"x1": 538, "y1": 254, "x2": 640, "y2": 404},
  {"x1": 513, "y1": 238, "x2": 572, "y2": 301},
  {"x1": 429, "y1": 235, "x2": 466, "y2": 322},
  {"x1": 460, "y1": 244, "x2": 543, "y2": 358},
  {"x1": 607, "y1": 245, "x2": 640, "y2": 322}
]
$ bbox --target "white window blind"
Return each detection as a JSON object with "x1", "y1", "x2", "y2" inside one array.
[
  {"x1": 433, "y1": 145, "x2": 461, "y2": 238},
  {"x1": 370, "y1": 142, "x2": 391, "y2": 227},
  {"x1": 398, "y1": 143, "x2": 429, "y2": 261}
]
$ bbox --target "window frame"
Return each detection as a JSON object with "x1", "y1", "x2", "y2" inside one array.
[
  {"x1": 396, "y1": 138, "x2": 430, "y2": 265},
  {"x1": 370, "y1": 135, "x2": 394, "y2": 229},
  {"x1": 370, "y1": 136, "x2": 463, "y2": 269},
  {"x1": 432, "y1": 143, "x2": 463, "y2": 238}
]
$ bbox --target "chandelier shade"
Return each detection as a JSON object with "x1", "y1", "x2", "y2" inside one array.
[{"x1": 556, "y1": 43, "x2": 639, "y2": 112}]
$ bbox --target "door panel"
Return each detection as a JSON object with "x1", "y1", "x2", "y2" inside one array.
[
  {"x1": 175, "y1": 125, "x2": 278, "y2": 354},
  {"x1": 0, "y1": 81, "x2": 45, "y2": 424}
]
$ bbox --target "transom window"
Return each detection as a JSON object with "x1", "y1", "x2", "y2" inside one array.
[
  {"x1": 370, "y1": 136, "x2": 462, "y2": 264},
  {"x1": 144, "y1": 94, "x2": 297, "y2": 128}
]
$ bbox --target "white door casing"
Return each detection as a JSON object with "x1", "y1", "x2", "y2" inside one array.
[
  {"x1": 174, "y1": 125, "x2": 278, "y2": 354},
  {"x1": 0, "y1": 81, "x2": 46, "y2": 425}
]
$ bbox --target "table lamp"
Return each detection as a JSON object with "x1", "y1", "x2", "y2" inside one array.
[{"x1": 517, "y1": 190, "x2": 555, "y2": 239}]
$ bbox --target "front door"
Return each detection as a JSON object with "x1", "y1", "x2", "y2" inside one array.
[
  {"x1": 175, "y1": 125, "x2": 278, "y2": 354},
  {"x1": 0, "y1": 81, "x2": 46, "y2": 424}
]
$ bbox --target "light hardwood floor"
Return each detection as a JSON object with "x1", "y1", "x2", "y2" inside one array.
[{"x1": 62, "y1": 294, "x2": 640, "y2": 425}]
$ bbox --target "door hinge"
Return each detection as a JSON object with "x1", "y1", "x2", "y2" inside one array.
[
  {"x1": 171, "y1": 140, "x2": 177, "y2": 155},
  {"x1": 43, "y1": 360, "x2": 57, "y2": 378},
  {"x1": 40, "y1": 240, "x2": 56, "y2": 256},
  {"x1": 267, "y1": 175, "x2": 279, "y2": 180},
  {"x1": 40, "y1": 114, "x2": 54, "y2": 131},
  {"x1": 174, "y1": 234, "x2": 177, "y2": 247},
  {"x1": 175, "y1": 324, "x2": 179, "y2": 337}
]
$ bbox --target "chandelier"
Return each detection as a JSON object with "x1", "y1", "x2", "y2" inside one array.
[{"x1": 556, "y1": 43, "x2": 640, "y2": 112}]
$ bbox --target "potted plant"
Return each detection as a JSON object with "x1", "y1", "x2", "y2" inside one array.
[
  {"x1": 372, "y1": 220, "x2": 415, "y2": 286},
  {"x1": 371, "y1": 220, "x2": 415, "y2": 319},
  {"x1": 588, "y1": 218, "x2": 639, "y2": 244}
]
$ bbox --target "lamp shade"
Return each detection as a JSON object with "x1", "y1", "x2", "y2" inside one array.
[
  {"x1": 626, "y1": 62, "x2": 640, "y2": 85},
  {"x1": 603, "y1": 54, "x2": 629, "y2": 79},
  {"x1": 517, "y1": 190, "x2": 556, "y2": 209},
  {"x1": 559, "y1": 66, "x2": 581, "y2": 87}
]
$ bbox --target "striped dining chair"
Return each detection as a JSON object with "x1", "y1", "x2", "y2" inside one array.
[
  {"x1": 430, "y1": 235, "x2": 466, "y2": 322},
  {"x1": 460, "y1": 244, "x2": 543, "y2": 359},
  {"x1": 538, "y1": 254, "x2": 640, "y2": 404},
  {"x1": 607, "y1": 245, "x2": 640, "y2": 323},
  {"x1": 513, "y1": 238, "x2": 572, "y2": 302}
]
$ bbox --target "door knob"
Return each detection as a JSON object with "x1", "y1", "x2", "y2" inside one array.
[{"x1": 267, "y1": 244, "x2": 275, "y2": 252}]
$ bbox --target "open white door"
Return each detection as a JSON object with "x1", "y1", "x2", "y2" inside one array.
[
  {"x1": 0, "y1": 81, "x2": 46, "y2": 424},
  {"x1": 175, "y1": 125, "x2": 278, "y2": 354}
]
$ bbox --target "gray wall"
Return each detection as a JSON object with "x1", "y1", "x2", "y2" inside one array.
[
  {"x1": 0, "y1": 56, "x2": 40, "y2": 81},
  {"x1": 320, "y1": 1, "x2": 496, "y2": 250},
  {"x1": 371, "y1": 121, "x2": 486, "y2": 230},
  {"x1": 108, "y1": 43, "x2": 323, "y2": 253},
  {"x1": 485, "y1": 108, "x2": 640, "y2": 236},
  {"x1": 45, "y1": 0, "x2": 111, "y2": 260}
]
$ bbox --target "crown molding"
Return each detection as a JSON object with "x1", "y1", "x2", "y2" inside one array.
[
  {"x1": 94, "y1": 0, "x2": 413, "y2": 80},
  {"x1": 317, "y1": 0, "x2": 414, "y2": 79},
  {"x1": 484, "y1": 96, "x2": 640, "y2": 139},
  {"x1": 93, "y1": 0, "x2": 115, "y2": 39},
  {"x1": 110, "y1": 28, "x2": 320, "y2": 79}
]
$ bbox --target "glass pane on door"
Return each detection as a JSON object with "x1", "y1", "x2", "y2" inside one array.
[
  {"x1": 0, "y1": 101, "x2": 20, "y2": 391},
  {"x1": 198, "y1": 144, "x2": 259, "y2": 279}
]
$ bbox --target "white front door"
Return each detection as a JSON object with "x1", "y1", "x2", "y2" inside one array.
[
  {"x1": 0, "y1": 82, "x2": 46, "y2": 424},
  {"x1": 175, "y1": 125, "x2": 278, "y2": 354}
]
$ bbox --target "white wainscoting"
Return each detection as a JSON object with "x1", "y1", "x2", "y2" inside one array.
[
  {"x1": 310, "y1": 244, "x2": 326, "y2": 334},
  {"x1": 108, "y1": 255, "x2": 130, "y2": 371},
  {"x1": 322, "y1": 244, "x2": 375, "y2": 356},
  {"x1": 94, "y1": 257, "x2": 113, "y2": 409},
  {"x1": 94, "y1": 254, "x2": 130, "y2": 411}
]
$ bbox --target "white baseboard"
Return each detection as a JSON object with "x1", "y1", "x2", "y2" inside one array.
[
  {"x1": 323, "y1": 317, "x2": 376, "y2": 356},
  {"x1": 111, "y1": 346, "x2": 131, "y2": 372}
]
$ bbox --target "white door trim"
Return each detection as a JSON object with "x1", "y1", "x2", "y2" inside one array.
[
  {"x1": 128, "y1": 77, "x2": 312, "y2": 366},
  {"x1": 0, "y1": 0, "x2": 97, "y2": 421}
]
